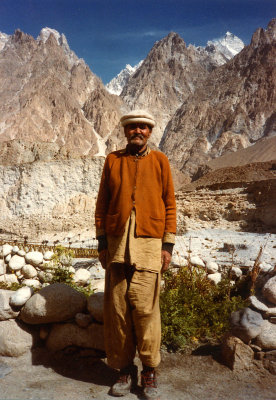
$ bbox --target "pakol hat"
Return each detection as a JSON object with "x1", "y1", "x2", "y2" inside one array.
[{"x1": 120, "y1": 109, "x2": 155, "y2": 128}]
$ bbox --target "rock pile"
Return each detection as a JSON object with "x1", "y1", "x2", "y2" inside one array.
[
  {"x1": 0, "y1": 244, "x2": 105, "y2": 357},
  {"x1": 221, "y1": 268, "x2": 276, "y2": 375}
]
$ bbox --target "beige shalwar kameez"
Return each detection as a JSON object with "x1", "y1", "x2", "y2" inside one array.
[{"x1": 104, "y1": 209, "x2": 175, "y2": 369}]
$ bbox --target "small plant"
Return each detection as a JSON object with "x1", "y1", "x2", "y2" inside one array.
[{"x1": 160, "y1": 264, "x2": 248, "y2": 352}]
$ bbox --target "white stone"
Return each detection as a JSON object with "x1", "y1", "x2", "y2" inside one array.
[
  {"x1": 0, "y1": 259, "x2": 6, "y2": 275},
  {"x1": 0, "y1": 319, "x2": 34, "y2": 356},
  {"x1": 263, "y1": 276, "x2": 276, "y2": 305},
  {"x1": 17, "y1": 249, "x2": 26, "y2": 257},
  {"x1": 43, "y1": 250, "x2": 54, "y2": 261},
  {"x1": 20, "y1": 283, "x2": 87, "y2": 324},
  {"x1": 90, "y1": 278, "x2": 105, "y2": 293},
  {"x1": 190, "y1": 256, "x2": 205, "y2": 268},
  {"x1": 73, "y1": 268, "x2": 91, "y2": 286},
  {"x1": 22, "y1": 264, "x2": 38, "y2": 279},
  {"x1": 69, "y1": 266, "x2": 75, "y2": 273},
  {"x1": 25, "y1": 251, "x2": 44, "y2": 266},
  {"x1": 8, "y1": 255, "x2": 25, "y2": 271},
  {"x1": 205, "y1": 260, "x2": 219, "y2": 274},
  {"x1": 230, "y1": 267, "x2": 243, "y2": 279},
  {"x1": 0, "y1": 274, "x2": 19, "y2": 285},
  {"x1": 3, "y1": 244, "x2": 12, "y2": 257},
  {"x1": 260, "y1": 262, "x2": 274, "y2": 273},
  {"x1": 9, "y1": 286, "x2": 33, "y2": 307},
  {"x1": 249, "y1": 295, "x2": 269, "y2": 312},
  {"x1": 22, "y1": 279, "x2": 41, "y2": 289},
  {"x1": 207, "y1": 272, "x2": 222, "y2": 284},
  {"x1": 12, "y1": 246, "x2": 19, "y2": 254},
  {"x1": 255, "y1": 320, "x2": 276, "y2": 350},
  {"x1": 5, "y1": 254, "x2": 11, "y2": 263},
  {"x1": 89, "y1": 263, "x2": 105, "y2": 279},
  {"x1": 37, "y1": 270, "x2": 53, "y2": 283},
  {"x1": 87, "y1": 292, "x2": 104, "y2": 323},
  {"x1": 0, "y1": 289, "x2": 19, "y2": 320}
]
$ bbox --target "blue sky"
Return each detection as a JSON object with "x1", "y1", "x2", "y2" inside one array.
[{"x1": 0, "y1": 0, "x2": 275, "y2": 83}]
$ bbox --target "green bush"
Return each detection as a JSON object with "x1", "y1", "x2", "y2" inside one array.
[{"x1": 160, "y1": 265, "x2": 248, "y2": 352}]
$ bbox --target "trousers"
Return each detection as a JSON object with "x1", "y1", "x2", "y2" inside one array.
[{"x1": 104, "y1": 263, "x2": 161, "y2": 370}]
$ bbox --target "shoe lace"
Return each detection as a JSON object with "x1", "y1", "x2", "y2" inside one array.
[{"x1": 142, "y1": 371, "x2": 157, "y2": 388}]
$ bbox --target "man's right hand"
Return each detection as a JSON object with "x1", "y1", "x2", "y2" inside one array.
[{"x1": 99, "y1": 249, "x2": 108, "y2": 269}]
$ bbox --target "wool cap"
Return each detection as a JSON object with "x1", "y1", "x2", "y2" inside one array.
[{"x1": 120, "y1": 109, "x2": 155, "y2": 128}]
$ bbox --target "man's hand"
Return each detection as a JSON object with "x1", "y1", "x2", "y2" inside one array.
[
  {"x1": 99, "y1": 249, "x2": 108, "y2": 269},
  {"x1": 161, "y1": 250, "x2": 172, "y2": 273}
]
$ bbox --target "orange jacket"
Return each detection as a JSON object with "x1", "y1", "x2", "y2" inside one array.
[{"x1": 95, "y1": 148, "x2": 176, "y2": 238}]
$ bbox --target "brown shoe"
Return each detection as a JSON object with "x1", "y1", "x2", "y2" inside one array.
[
  {"x1": 110, "y1": 365, "x2": 138, "y2": 397},
  {"x1": 141, "y1": 369, "x2": 160, "y2": 400}
]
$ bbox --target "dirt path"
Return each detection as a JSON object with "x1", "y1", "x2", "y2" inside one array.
[{"x1": 0, "y1": 346, "x2": 275, "y2": 400}]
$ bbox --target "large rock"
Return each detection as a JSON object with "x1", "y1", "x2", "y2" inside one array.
[
  {"x1": 0, "y1": 274, "x2": 19, "y2": 285},
  {"x1": 205, "y1": 260, "x2": 219, "y2": 274},
  {"x1": 90, "y1": 279, "x2": 105, "y2": 293},
  {"x1": 9, "y1": 286, "x2": 33, "y2": 307},
  {"x1": 87, "y1": 292, "x2": 104, "y2": 323},
  {"x1": 263, "y1": 276, "x2": 276, "y2": 305},
  {"x1": 25, "y1": 251, "x2": 44, "y2": 266},
  {"x1": 0, "y1": 289, "x2": 19, "y2": 320},
  {"x1": 230, "y1": 307, "x2": 264, "y2": 343},
  {"x1": 0, "y1": 319, "x2": 34, "y2": 356},
  {"x1": 207, "y1": 272, "x2": 221, "y2": 285},
  {"x1": 22, "y1": 264, "x2": 38, "y2": 279},
  {"x1": 20, "y1": 283, "x2": 87, "y2": 324},
  {"x1": 8, "y1": 255, "x2": 25, "y2": 271},
  {"x1": 221, "y1": 334, "x2": 254, "y2": 371},
  {"x1": 2, "y1": 244, "x2": 12, "y2": 257},
  {"x1": 73, "y1": 268, "x2": 91, "y2": 286},
  {"x1": 0, "y1": 260, "x2": 6, "y2": 275},
  {"x1": 255, "y1": 320, "x2": 276, "y2": 350},
  {"x1": 46, "y1": 322, "x2": 105, "y2": 352}
]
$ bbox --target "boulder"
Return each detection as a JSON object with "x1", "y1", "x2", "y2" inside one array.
[
  {"x1": 9, "y1": 286, "x2": 33, "y2": 307},
  {"x1": 263, "y1": 276, "x2": 276, "y2": 305},
  {"x1": 0, "y1": 274, "x2": 19, "y2": 285},
  {"x1": 73, "y1": 268, "x2": 91, "y2": 286},
  {"x1": 263, "y1": 350, "x2": 276, "y2": 375},
  {"x1": 221, "y1": 334, "x2": 254, "y2": 371},
  {"x1": 0, "y1": 289, "x2": 19, "y2": 320},
  {"x1": 25, "y1": 251, "x2": 44, "y2": 266},
  {"x1": 20, "y1": 283, "x2": 87, "y2": 324},
  {"x1": 21, "y1": 279, "x2": 41, "y2": 289},
  {"x1": 87, "y1": 292, "x2": 104, "y2": 323},
  {"x1": 0, "y1": 319, "x2": 34, "y2": 356},
  {"x1": 230, "y1": 307, "x2": 264, "y2": 343},
  {"x1": 207, "y1": 272, "x2": 221, "y2": 285},
  {"x1": 249, "y1": 295, "x2": 269, "y2": 312},
  {"x1": 190, "y1": 256, "x2": 205, "y2": 268},
  {"x1": 90, "y1": 279, "x2": 105, "y2": 293},
  {"x1": 75, "y1": 312, "x2": 92, "y2": 328},
  {"x1": 0, "y1": 260, "x2": 6, "y2": 275},
  {"x1": 255, "y1": 320, "x2": 276, "y2": 350},
  {"x1": 9, "y1": 254, "x2": 25, "y2": 271},
  {"x1": 22, "y1": 264, "x2": 38, "y2": 279},
  {"x1": 205, "y1": 260, "x2": 219, "y2": 274},
  {"x1": 43, "y1": 251, "x2": 54, "y2": 261},
  {"x1": 3, "y1": 244, "x2": 12, "y2": 257},
  {"x1": 230, "y1": 267, "x2": 243, "y2": 279},
  {"x1": 12, "y1": 246, "x2": 19, "y2": 254},
  {"x1": 17, "y1": 249, "x2": 26, "y2": 257},
  {"x1": 5, "y1": 254, "x2": 11, "y2": 263},
  {"x1": 46, "y1": 322, "x2": 105, "y2": 352}
]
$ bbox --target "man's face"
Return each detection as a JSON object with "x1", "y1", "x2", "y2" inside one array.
[{"x1": 124, "y1": 123, "x2": 152, "y2": 147}]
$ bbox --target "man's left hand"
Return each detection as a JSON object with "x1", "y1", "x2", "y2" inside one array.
[{"x1": 161, "y1": 250, "x2": 172, "y2": 273}]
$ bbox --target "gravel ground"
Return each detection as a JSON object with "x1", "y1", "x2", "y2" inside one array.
[{"x1": 0, "y1": 346, "x2": 276, "y2": 400}]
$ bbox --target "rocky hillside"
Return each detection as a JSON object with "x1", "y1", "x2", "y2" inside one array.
[
  {"x1": 0, "y1": 28, "x2": 123, "y2": 159},
  {"x1": 161, "y1": 19, "x2": 276, "y2": 178}
]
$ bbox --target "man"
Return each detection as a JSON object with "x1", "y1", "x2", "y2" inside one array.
[{"x1": 95, "y1": 110, "x2": 176, "y2": 399}]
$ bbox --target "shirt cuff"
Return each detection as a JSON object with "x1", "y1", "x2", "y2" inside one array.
[{"x1": 162, "y1": 232, "x2": 175, "y2": 244}]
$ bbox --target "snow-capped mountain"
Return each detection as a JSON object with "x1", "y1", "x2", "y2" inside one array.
[
  {"x1": 0, "y1": 32, "x2": 10, "y2": 51},
  {"x1": 204, "y1": 32, "x2": 245, "y2": 64},
  {"x1": 106, "y1": 60, "x2": 143, "y2": 95}
]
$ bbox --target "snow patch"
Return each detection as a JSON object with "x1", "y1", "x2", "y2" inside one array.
[{"x1": 106, "y1": 60, "x2": 143, "y2": 95}]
